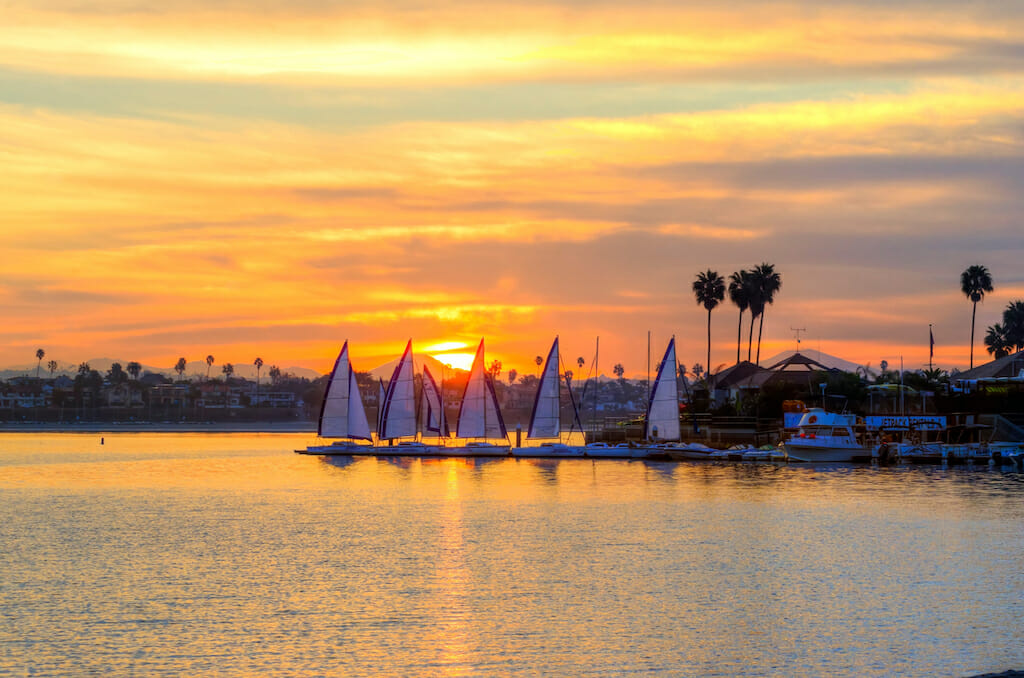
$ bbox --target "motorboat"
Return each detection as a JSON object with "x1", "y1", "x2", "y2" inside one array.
[{"x1": 782, "y1": 408, "x2": 871, "y2": 462}]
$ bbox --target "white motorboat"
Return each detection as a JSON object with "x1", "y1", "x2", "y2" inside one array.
[{"x1": 782, "y1": 408, "x2": 871, "y2": 462}]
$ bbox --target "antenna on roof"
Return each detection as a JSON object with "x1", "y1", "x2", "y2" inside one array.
[{"x1": 790, "y1": 327, "x2": 807, "y2": 353}]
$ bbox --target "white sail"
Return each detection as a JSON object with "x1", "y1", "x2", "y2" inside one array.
[
  {"x1": 645, "y1": 337, "x2": 680, "y2": 441},
  {"x1": 528, "y1": 337, "x2": 561, "y2": 439},
  {"x1": 380, "y1": 340, "x2": 417, "y2": 440},
  {"x1": 420, "y1": 365, "x2": 449, "y2": 437},
  {"x1": 318, "y1": 341, "x2": 372, "y2": 440},
  {"x1": 456, "y1": 339, "x2": 508, "y2": 440}
]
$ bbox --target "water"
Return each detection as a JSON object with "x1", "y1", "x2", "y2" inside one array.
[{"x1": 1, "y1": 433, "x2": 1022, "y2": 676}]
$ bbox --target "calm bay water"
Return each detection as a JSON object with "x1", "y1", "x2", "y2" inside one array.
[{"x1": 1, "y1": 433, "x2": 1022, "y2": 677}]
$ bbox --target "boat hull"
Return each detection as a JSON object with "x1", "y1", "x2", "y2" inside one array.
[{"x1": 783, "y1": 442, "x2": 868, "y2": 463}]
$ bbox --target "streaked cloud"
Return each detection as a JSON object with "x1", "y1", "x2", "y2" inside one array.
[{"x1": 1, "y1": 1, "x2": 1023, "y2": 373}]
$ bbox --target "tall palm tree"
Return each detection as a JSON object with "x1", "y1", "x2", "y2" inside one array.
[
  {"x1": 750, "y1": 262, "x2": 782, "y2": 365},
  {"x1": 254, "y1": 357, "x2": 264, "y2": 409},
  {"x1": 727, "y1": 270, "x2": 751, "y2": 364},
  {"x1": 35, "y1": 349, "x2": 45, "y2": 380},
  {"x1": 961, "y1": 264, "x2": 993, "y2": 368},
  {"x1": 175, "y1": 357, "x2": 187, "y2": 381},
  {"x1": 693, "y1": 269, "x2": 725, "y2": 382},
  {"x1": 222, "y1": 363, "x2": 234, "y2": 380},
  {"x1": 535, "y1": 355, "x2": 543, "y2": 376},
  {"x1": 206, "y1": 355, "x2": 215, "y2": 380}
]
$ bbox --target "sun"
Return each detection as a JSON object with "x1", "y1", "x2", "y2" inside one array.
[{"x1": 424, "y1": 341, "x2": 474, "y2": 371}]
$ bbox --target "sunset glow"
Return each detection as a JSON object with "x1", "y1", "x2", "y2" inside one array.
[{"x1": 3, "y1": 1, "x2": 1023, "y2": 377}]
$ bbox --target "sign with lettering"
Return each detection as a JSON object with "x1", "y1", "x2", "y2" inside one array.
[{"x1": 865, "y1": 415, "x2": 945, "y2": 431}]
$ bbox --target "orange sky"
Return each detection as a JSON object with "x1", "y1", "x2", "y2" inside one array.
[{"x1": 2, "y1": 1, "x2": 1023, "y2": 377}]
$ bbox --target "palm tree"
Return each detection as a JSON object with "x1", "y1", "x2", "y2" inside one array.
[
  {"x1": 750, "y1": 263, "x2": 781, "y2": 365},
  {"x1": 693, "y1": 269, "x2": 725, "y2": 382},
  {"x1": 34, "y1": 349, "x2": 45, "y2": 380},
  {"x1": 1002, "y1": 300, "x2": 1024, "y2": 353},
  {"x1": 222, "y1": 363, "x2": 234, "y2": 380},
  {"x1": 268, "y1": 365, "x2": 281, "y2": 385},
  {"x1": 577, "y1": 356, "x2": 585, "y2": 370},
  {"x1": 985, "y1": 323, "x2": 1010, "y2": 359},
  {"x1": 613, "y1": 363, "x2": 625, "y2": 380},
  {"x1": 961, "y1": 265, "x2": 994, "y2": 369},
  {"x1": 727, "y1": 270, "x2": 752, "y2": 364},
  {"x1": 126, "y1": 361, "x2": 141, "y2": 380},
  {"x1": 47, "y1": 360, "x2": 58, "y2": 379},
  {"x1": 206, "y1": 355, "x2": 215, "y2": 380},
  {"x1": 507, "y1": 369, "x2": 518, "y2": 385},
  {"x1": 175, "y1": 357, "x2": 187, "y2": 381},
  {"x1": 254, "y1": 357, "x2": 264, "y2": 409}
]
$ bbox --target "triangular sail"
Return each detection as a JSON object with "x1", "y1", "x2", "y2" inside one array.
[
  {"x1": 421, "y1": 365, "x2": 449, "y2": 438},
  {"x1": 528, "y1": 337, "x2": 561, "y2": 439},
  {"x1": 456, "y1": 339, "x2": 508, "y2": 439},
  {"x1": 645, "y1": 337, "x2": 680, "y2": 441},
  {"x1": 377, "y1": 378, "x2": 386, "y2": 436},
  {"x1": 380, "y1": 340, "x2": 417, "y2": 440},
  {"x1": 318, "y1": 341, "x2": 372, "y2": 440}
]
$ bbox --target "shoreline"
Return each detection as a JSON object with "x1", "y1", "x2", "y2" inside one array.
[{"x1": 0, "y1": 422, "x2": 317, "y2": 434}]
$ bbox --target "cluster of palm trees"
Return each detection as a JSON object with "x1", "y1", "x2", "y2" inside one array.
[
  {"x1": 960, "y1": 265, "x2": 1024, "y2": 364},
  {"x1": 692, "y1": 263, "x2": 782, "y2": 380}
]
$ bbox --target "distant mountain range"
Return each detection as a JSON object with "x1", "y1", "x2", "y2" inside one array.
[{"x1": 0, "y1": 358, "x2": 323, "y2": 382}]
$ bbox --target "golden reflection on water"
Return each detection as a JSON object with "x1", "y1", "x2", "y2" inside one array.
[
  {"x1": 2, "y1": 434, "x2": 1024, "y2": 676},
  {"x1": 435, "y1": 460, "x2": 472, "y2": 676}
]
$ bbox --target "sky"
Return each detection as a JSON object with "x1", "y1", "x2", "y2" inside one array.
[{"x1": 2, "y1": 0, "x2": 1023, "y2": 377}]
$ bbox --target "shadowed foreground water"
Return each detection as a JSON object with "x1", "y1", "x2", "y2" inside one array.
[{"x1": 1, "y1": 433, "x2": 1022, "y2": 676}]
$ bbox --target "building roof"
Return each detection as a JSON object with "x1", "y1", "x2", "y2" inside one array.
[
  {"x1": 711, "y1": 361, "x2": 769, "y2": 390},
  {"x1": 953, "y1": 350, "x2": 1024, "y2": 381}
]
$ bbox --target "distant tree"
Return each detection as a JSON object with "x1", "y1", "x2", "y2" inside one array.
[
  {"x1": 692, "y1": 363, "x2": 704, "y2": 381},
  {"x1": 268, "y1": 365, "x2": 281, "y2": 385},
  {"x1": 107, "y1": 363, "x2": 128, "y2": 385},
  {"x1": 727, "y1": 270, "x2": 752, "y2": 364},
  {"x1": 222, "y1": 363, "x2": 234, "y2": 380},
  {"x1": 693, "y1": 269, "x2": 725, "y2": 382},
  {"x1": 985, "y1": 324, "x2": 1010, "y2": 359},
  {"x1": 577, "y1": 356, "x2": 585, "y2": 369},
  {"x1": 564, "y1": 370, "x2": 573, "y2": 383},
  {"x1": 507, "y1": 368, "x2": 517, "y2": 385},
  {"x1": 206, "y1": 355, "x2": 215, "y2": 380},
  {"x1": 126, "y1": 361, "x2": 142, "y2": 380},
  {"x1": 750, "y1": 262, "x2": 782, "y2": 365},
  {"x1": 35, "y1": 348, "x2": 45, "y2": 380},
  {"x1": 678, "y1": 363, "x2": 688, "y2": 381},
  {"x1": 174, "y1": 357, "x2": 187, "y2": 381},
  {"x1": 613, "y1": 363, "x2": 625, "y2": 380},
  {"x1": 961, "y1": 264, "x2": 994, "y2": 369},
  {"x1": 254, "y1": 357, "x2": 264, "y2": 408},
  {"x1": 487, "y1": 359, "x2": 502, "y2": 382},
  {"x1": 535, "y1": 355, "x2": 543, "y2": 374},
  {"x1": 47, "y1": 360, "x2": 58, "y2": 379},
  {"x1": 78, "y1": 362, "x2": 91, "y2": 377},
  {"x1": 1002, "y1": 300, "x2": 1024, "y2": 352}
]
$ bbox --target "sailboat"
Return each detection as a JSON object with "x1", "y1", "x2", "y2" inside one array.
[
  {"x1": 580, "y1": 337, "x2": 645, "y2": 458},
  {"x1": 377, "y1": 340, "x2": 426, "y2": 455},
  {"x1": 456, "y1": 338, "x2": 511, "y2": 456},
  {"x1": 516, "y1": 337, "x2": 583, "y2": 457},
  {"x1": 417, "y1": 364, "x2": 450, "y2": 454},
  {"x1": 298, "y1": 340, "x2": 373, "y2": 455},
  {"x1": 645, "y1": 336, "x2": 681, "y2": 445}
]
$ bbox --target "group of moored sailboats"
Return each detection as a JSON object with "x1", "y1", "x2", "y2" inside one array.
[
  {"x1": 299, "y1": 337, "x2": 512, "y2": 457},
  {"x1": 298, "y1": 335, "x2": 714, "y2": 460}
]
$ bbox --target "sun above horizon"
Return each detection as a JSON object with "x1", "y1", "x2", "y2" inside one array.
[{"x1": 430, "y1": 352, "x2": 475, "y2": 371}]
